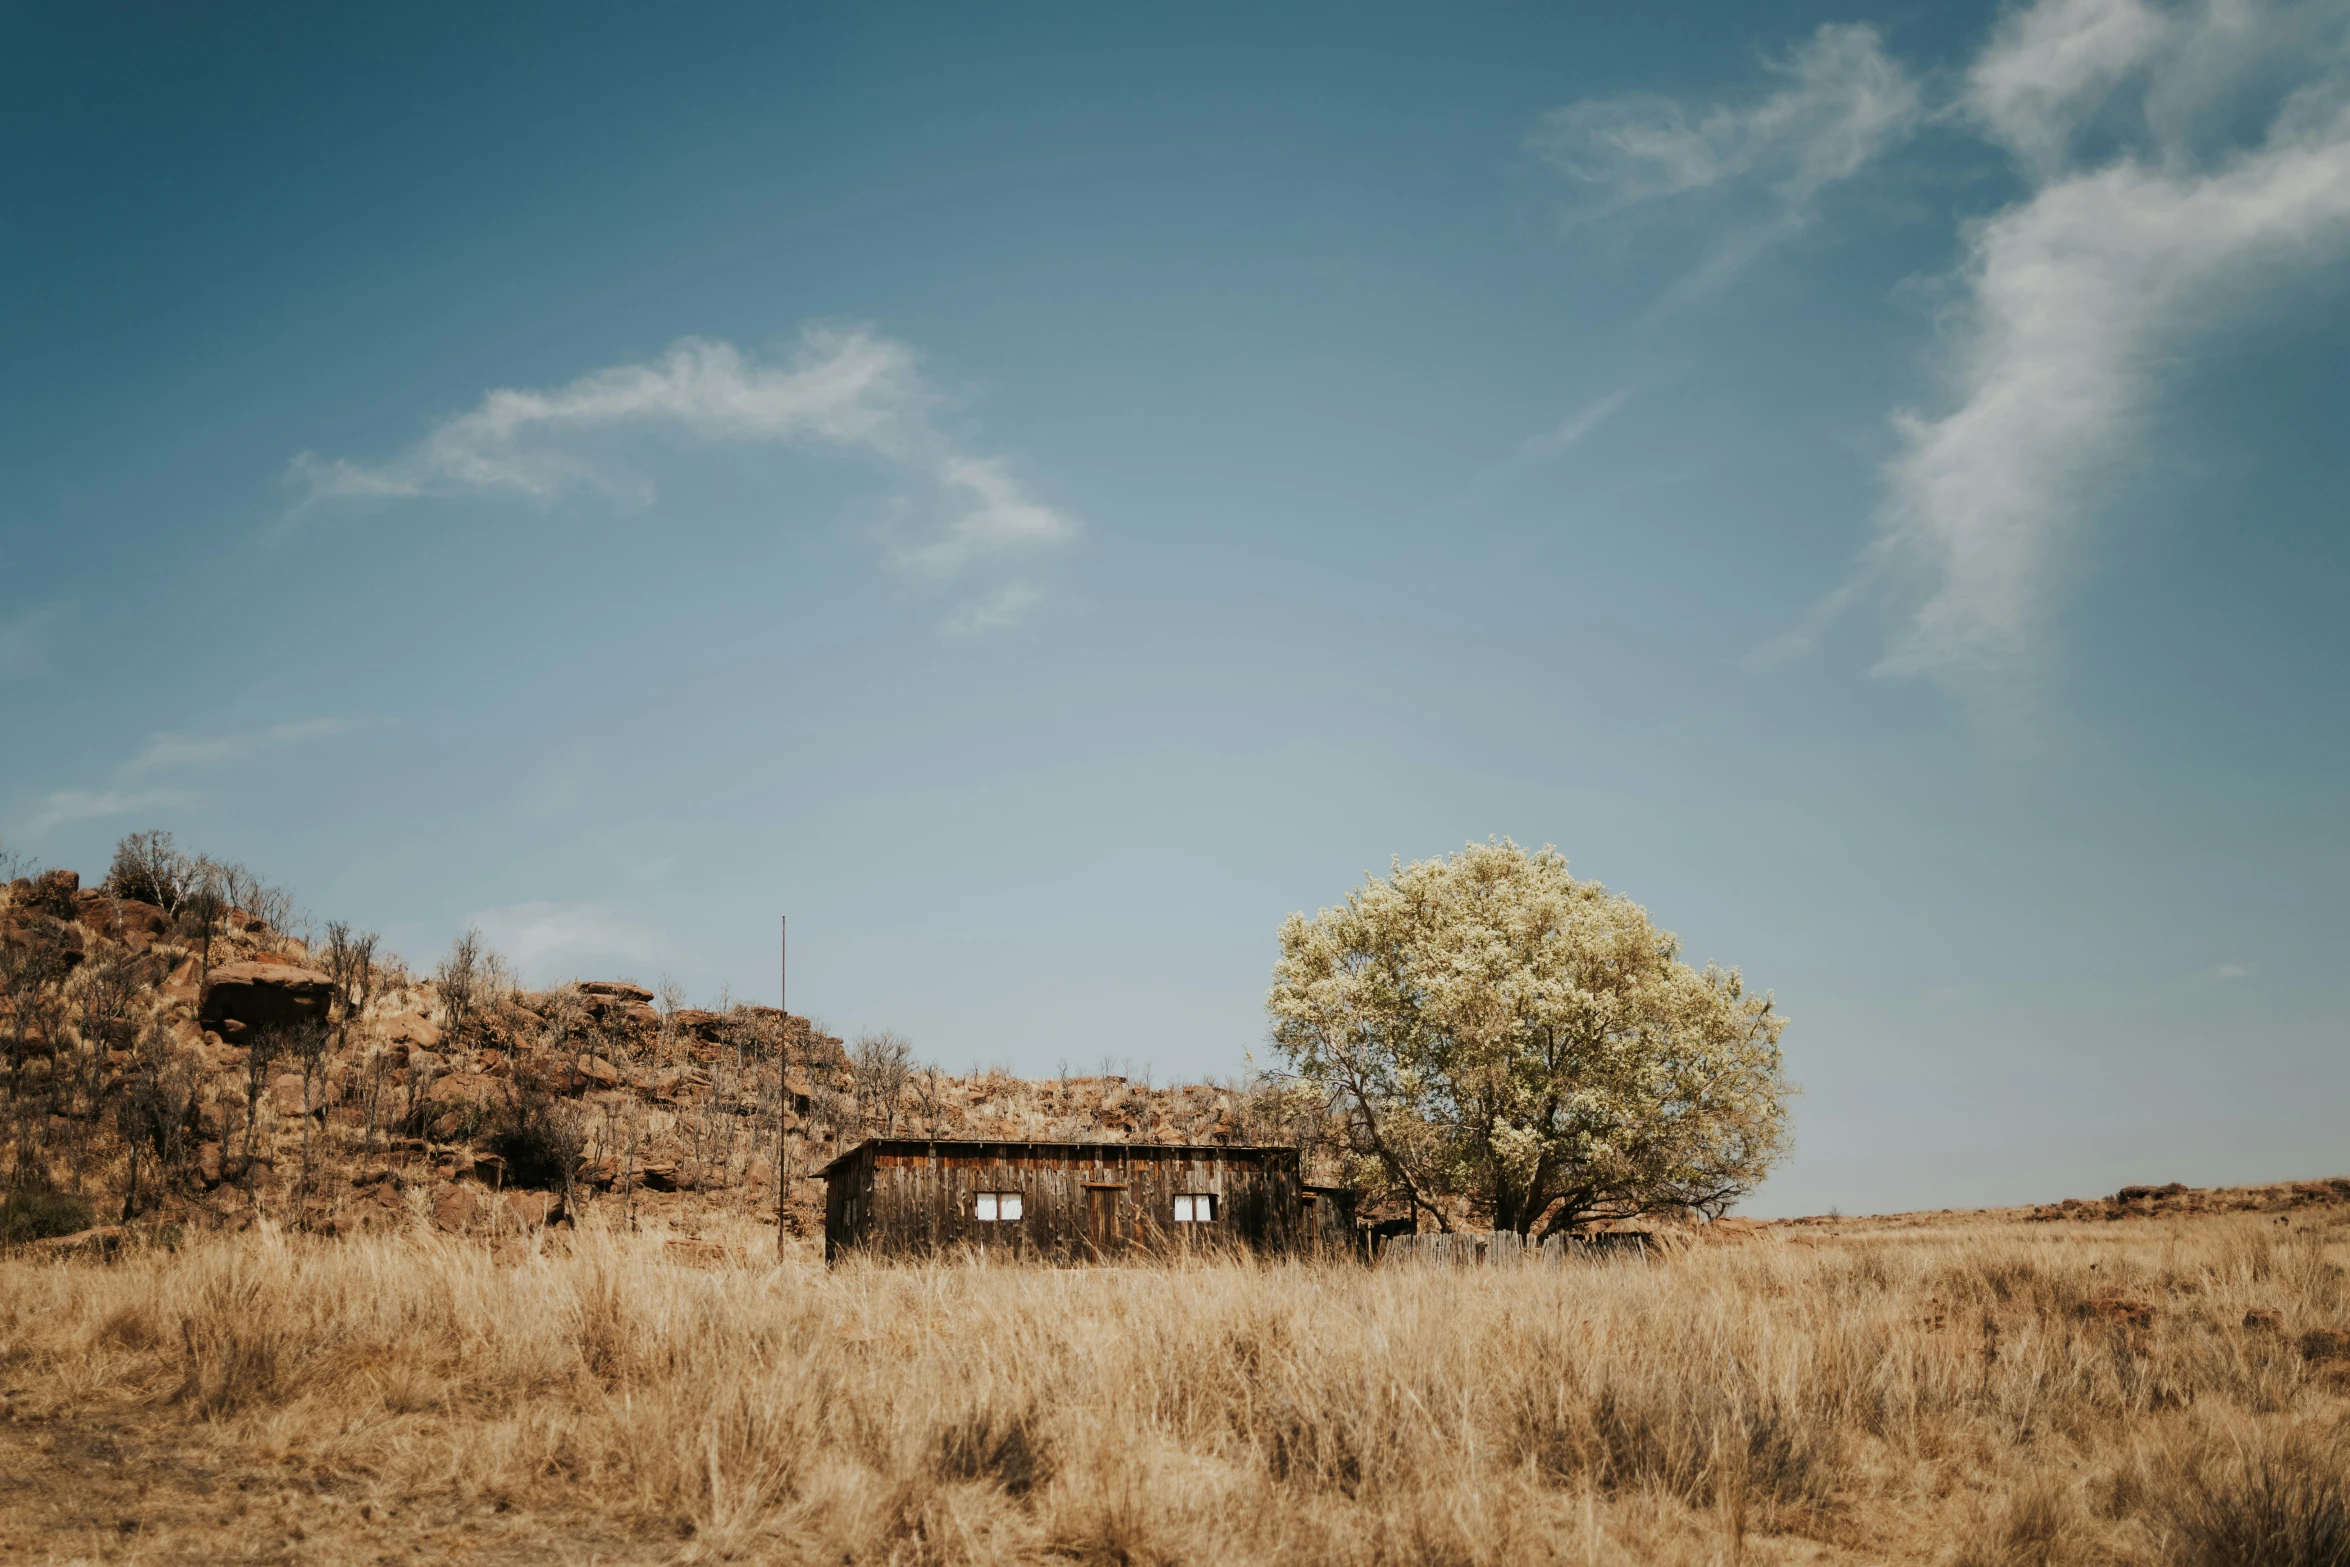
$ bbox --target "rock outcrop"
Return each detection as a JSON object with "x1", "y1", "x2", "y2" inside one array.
[{"x1": 199, "y1": 962, "x2": 336, "y2": 1037}]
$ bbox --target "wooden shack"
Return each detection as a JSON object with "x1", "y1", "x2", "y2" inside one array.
[{"x1": 819, "y1": 1138, "x2": 1358, "y2": 1263}]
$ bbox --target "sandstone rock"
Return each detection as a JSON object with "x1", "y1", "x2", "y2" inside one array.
[
  {"x1": 433, "y1": 1185, "x2": 480, "y2": 1231},
  {"x1": 498, "y1": 1190, "x2": 561, "y2": 1228},
  {"x1": 670, "y1": 1008, "x2": 728, "y2": 1043},
  {"x1": 0, "y1": 908, "x2": 85, "y2": 973},
  {"x1": 576, "y1": 1054, "x2": 623, "y2": 1089},
  {"x1": 378, "y1": 1014, "x2": 444, "y2": 1053},
  {"x1": 577, "y1": 980, "x2": 654, "y2": 1002},
  {"x1": 73, "y1": 891, "x2": 168, "y2": 948},
  {"x1": 271, "y1": 1072, "x2": 324, "y2": 1118},
  {"x1": 19, "y1": 868, "x2": 80, "y2": 919},
  {"x1": 426, "y1": 1070, "x2": 500, "y2": 1108},
  {"x1": 200, "y1": 962, "x2": 333, "y2": 1034}
]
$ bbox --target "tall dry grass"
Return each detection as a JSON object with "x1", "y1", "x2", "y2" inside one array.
[{"x1": 3, "y1": 1213, "x2": 2347, "y2": 1565}]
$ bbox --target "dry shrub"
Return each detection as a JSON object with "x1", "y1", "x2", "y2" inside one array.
[{"x1": 2162, "y1": 1425, "x2": 2350, "y2": 1567}]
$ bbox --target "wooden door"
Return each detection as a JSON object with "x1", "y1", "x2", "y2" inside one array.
[{"x1": 1085, "y1": 1185, "x2": 1123, "y2": 1260}]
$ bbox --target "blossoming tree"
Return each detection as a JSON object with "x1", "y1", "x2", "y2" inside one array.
[{"x1": 1267, "y1": 838, "x2": 1790, "y2": 1236}]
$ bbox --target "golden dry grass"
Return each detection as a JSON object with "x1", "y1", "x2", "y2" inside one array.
[{"x1": 3, "y1": 1210, "x2": 2348, "y2": 1565}]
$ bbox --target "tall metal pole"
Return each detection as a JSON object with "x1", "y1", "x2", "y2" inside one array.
[
  {"x1": 789, "y1": 920, "x2": 798, "y2": 1259},
  {"x1": 777, "y1": 914, "x2": 788, "y2": 1259}
]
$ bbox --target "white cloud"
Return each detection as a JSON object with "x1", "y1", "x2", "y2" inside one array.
[
  {"x1": 1875, "y1": 0, "x2": 2350, "y2": 682},
  {"x1": 942, "y1": 582, "x2": 1044, "y2": 637},
  {"x1": 290, "y1": 326, "x2": 1078, "y2": 631},
  {"x1": 1967, "y1": 0, "x2": 2175, "y2": 173},
  {"x1": 1529, "y1": 24, "x2": 1922, "y2": 285},
  {"x1": 121, "y1": 718, "x2": 364, "y2": 777},
  {"x1": 465, "y1": 900, "x2": 675, "y2": 985},
  {"x1": 2216, "y1": 961, "x2": 2255, "y2": 978}
]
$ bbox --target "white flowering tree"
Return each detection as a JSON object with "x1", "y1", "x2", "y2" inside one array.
[{"x1": 1267, "y1": 839, "x2": 1790, "y2": 1236}]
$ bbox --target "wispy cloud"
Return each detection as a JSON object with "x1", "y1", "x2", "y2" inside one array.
[
  {"x1": 1529, "y1": 24, "x2": 1922, "y2": 293},
  {"x1": 15, "y1": 716, "x2": 365, "y2": 839},
  {"x1": 1874, "y1": 0, "x2": 2350, "y2": 684},
  {"x1": 290, "y1": 326, "x2": 1079, "y2": 631},
  {"x1": 28, "y1": 788, "x2": 191, "y2": 833},
  {"x1": 1520, "y1": 389, "x2": 1634, "y2": 460},
  {"x1": 0, "y1": 606, "x2": 62, "y2": 683},
  {"x1": 122, "y1": 718, "x2": 365, "y2": 777},
  {"x1": 2216, "y1": 961, "x2": 2255, "y2": 979},
  {"x1": 466, "y1": 900, "x2": 676, "y2": 984}
]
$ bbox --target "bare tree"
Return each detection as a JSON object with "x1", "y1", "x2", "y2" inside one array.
[
  {"x1": 105, "y1": 830, "x2": 190, "y2": 915},
  {"x1": 240, "y1": 1025, "x2": 281, "y2": 1177},
  {"x1": 178, "y1": 857, "x2": 231, "y2": 988},
  {"x1": 66, "y1": 960, "x2": 141, "y2": 1195},
  {"x1": 322, "y1": 922, "x2": 378, "y2": 1046},
  {"x1": 850, "y1": 1030, "x2": 914, "y2": 1136},
  {"x1": 282, "y1": 1018, "x2": 333, "y2": 1213},
  {"x1": 434, "y1": 928, "x2": 512, "y2": 1049},
  {"x1": 117, "y1": 1019, "x2": 198, "y2": 1219}
]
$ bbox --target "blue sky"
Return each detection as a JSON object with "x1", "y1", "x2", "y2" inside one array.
[{"x1": 5, "y1": 0, "x2": 2346, "y2": 1214}]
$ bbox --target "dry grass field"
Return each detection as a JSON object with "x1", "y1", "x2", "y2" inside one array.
[{"x1": 4, "y1": 1208, "x2": 2348, "y2": 1566}]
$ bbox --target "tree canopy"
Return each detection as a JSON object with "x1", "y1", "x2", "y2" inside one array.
[{"x1": 1267, "y1": 839, "x2": 1790, "y2": 1236}]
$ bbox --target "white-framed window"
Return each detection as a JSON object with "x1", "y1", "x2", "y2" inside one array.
[
  {"x1": 973, "y1": 1191, "x2": 1024, "y2": 1222},
  {"x1": 1173, "y1": 1193, "x2": 1218, "y2": 1223}
]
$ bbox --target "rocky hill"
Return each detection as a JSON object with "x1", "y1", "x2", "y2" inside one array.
[{"x1": 0, "y1": 860, "x2": 1306, "y2": 1254}]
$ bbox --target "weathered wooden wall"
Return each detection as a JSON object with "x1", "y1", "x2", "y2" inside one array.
[{"x1": 823, "y1": 1141, "x2": 1327, "y2": 1263}]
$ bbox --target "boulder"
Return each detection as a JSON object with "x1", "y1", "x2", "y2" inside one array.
[
  {"x1": 0, "y1": 909, "x2": 85, "y2": 974},
  {"x1": 378, "y1": 1013, "x2": 444, "y2": 1053},
  {"x1": 76, "y1": 893, "x2": 170, "y2": 949},
  {"x1": 426, "y1": 1070, "x2": 500, "y2": 1108},
  {"x1": 19, "y1": 868, "x2": 80, "y2": 919},
  {"x1": 499, "y1": 1190, "x2": 562, "y2": 1228},
  {"x1": 577, "y1": 980, "x2": 654, "y2": 1002},
  {"x1": 433, "y1": 1185, "x2": 481, "y2": 1231},
  {"x1": 576, "y1": 1054, "x2": 624, "y2": 1089},
  {"x1": 271, "y1": 1072, "x2": 325, "y2": 1118},
  {"x1": 200, "y1": 962, "x2": 334, "y2": 1034}
]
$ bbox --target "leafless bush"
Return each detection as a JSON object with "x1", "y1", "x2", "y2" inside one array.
[
  {"x1": 433, "y1": 927, "x2": 513, "y2": 1046},
  {"x1": 114, "y1": 1019, "x2": 199, "y2": 1217},
  {"x1": 105, "y1": 829, "x2": 189, "y2": 914},
  {"x1": 851, "y1": 1029, "x2": 915, "y2": 1134},
  {"x1": 322, "y1": 922, "x2": 378, "y2": 1041}
]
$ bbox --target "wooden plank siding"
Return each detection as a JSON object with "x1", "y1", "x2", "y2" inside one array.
[{"x1": 819, "y1": 1139, "x2": 1355, "y2": 1264}]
